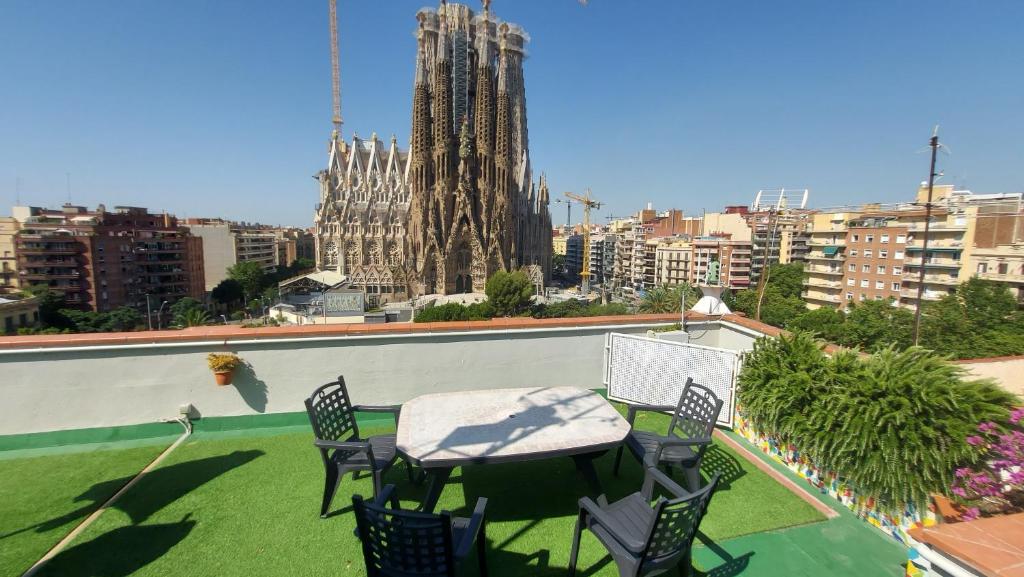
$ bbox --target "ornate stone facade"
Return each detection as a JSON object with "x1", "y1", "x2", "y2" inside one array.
[
  {"x1": 314, "y1": 133, "x2": 412, "y2": 303},
  {"x1": 315, "y1": 1, "x2": 551, "y2": 301},
  {"x1": 406, "y1": 2, "x2": 551, "y2": 296}
]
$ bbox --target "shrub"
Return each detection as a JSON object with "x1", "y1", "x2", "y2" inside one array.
[
  {"x1": 739, "y1": 333, "x2": 1019, "y2": 512},
  {"x1": 414, "y1": 303, "x2": 473, "y2": 323},
  {"x1": 951, "y1": 408, "x2": 1024, "y2": 519}
]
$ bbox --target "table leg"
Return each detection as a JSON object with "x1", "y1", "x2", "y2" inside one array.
[
  {"x1": 419, "y1": 466, "x2": 454, "y2": 513},
  {"x1": 571, "y1": 452, "x2": 606, "y2": 495}
]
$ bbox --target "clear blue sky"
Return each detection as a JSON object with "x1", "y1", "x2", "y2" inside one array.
[{"x1": 2, "y1": 1, "x2": 1022, "y2": 227}]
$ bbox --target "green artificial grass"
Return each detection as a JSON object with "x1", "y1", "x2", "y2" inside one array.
[
  {"x1": 21, "y1": 407, "x2": 826, "y2": 577},
  {"x1": 0, "y1": 442, "x2": 170, "y2": 576}
]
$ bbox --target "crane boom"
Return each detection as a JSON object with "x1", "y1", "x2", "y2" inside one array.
[
  {"x1": 329, "y1": 0, "x2": 342, "y2": 136},
  {"x1": 563, "y1": 189, "x2": 603, "y2": 295}
]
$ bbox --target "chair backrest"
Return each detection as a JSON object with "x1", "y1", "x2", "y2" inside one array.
[
  {"x1": 352, "y1": 494, "x2": 457, "y2": 577},
  {"x1": 642, "y1": 473, "x2": 720, "y2": 568},
  {"x1": 668, "y1": 378, "x2": 724, "y2": 440},
  {"x1": 305, "y1": 377, "x2": 359, "y2": 443}
]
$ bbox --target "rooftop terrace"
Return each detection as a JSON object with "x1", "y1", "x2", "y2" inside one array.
[{"x1": 0, "y1": 314, "x2": 915, "y2": 576}]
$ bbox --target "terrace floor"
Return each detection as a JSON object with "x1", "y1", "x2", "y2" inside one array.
[{"x1": 0, "y1": 408, "x2": 908, "y2": 576}]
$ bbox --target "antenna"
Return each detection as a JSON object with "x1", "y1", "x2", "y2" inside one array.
[
  {"x1": 328, "y1": 0, "x2": 343, "y2": 138},
  {"x1": 66, "y1": 172, "x2": 71, "y2": 203}
]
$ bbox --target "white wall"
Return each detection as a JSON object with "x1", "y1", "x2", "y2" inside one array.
[{"x1": 0, "y1": 323, "x2": 665, "y2": 435}]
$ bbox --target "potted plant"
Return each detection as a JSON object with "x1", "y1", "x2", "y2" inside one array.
[{"x1": 207, "y1": 353, "x2": 243, "y2": 386}]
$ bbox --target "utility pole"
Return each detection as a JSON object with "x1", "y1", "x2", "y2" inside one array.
[
  {"x1": 146, "y1": 294, "x2": 153, "y2": 331},
  {"x1": 912, "y1": 127, "x2": 940, "y2": 345}
]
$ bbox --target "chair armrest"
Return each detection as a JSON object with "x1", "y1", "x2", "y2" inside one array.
[
  {"x1": 652, "y1": 436, "x2": 713, "y2": 463},
  {"x1": 353, "y1": 404, "x2": 401, "y2": 415},
  {"x1": 314, "y1": 439, "x2": 377, "y2": 469},
  {"x1": 625, "y1": 403, "x2": 679, "y2": 425},
  {"x1": 453, "y1": 497, "x2": 488, "y2": 559},
  {"x1": 641, "y1": 467, "x2": 690, "y2": 500},
  {"x1": 578, "y1": 497, "x2": 647, "y2": 553}
]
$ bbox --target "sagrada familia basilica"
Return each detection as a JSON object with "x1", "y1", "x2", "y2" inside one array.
[{"x1": 314, "y1": 1, "x2": 552, "y2": 303}]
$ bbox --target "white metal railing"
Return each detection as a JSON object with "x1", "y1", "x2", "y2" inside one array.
[{"x1": 604, "y1": 333, "x2": 740, "y2": 428}]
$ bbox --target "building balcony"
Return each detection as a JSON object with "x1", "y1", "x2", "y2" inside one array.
[
  {"x1": 902, "y1": 274, "x2": 961, "y2": 286},
  {"x1": 803, "y1": 278, "x2": 842, "y2": 289},
  {"x1": 900, "y1": 289, "x2": 947, "y2": 301},
  {"x1": 907, "y1": 223, "x2": 968, "y2": 232},
  {"x1": 903, "y1": 258, "x2": 961, "y2": 269},
  {"x1": 977, "y1": 271, "x2": 1024, "y2": 283},
  {"x1": 805, "y1": 266, "x2": 844, "y2": 276},
  {"x1": 805, "y1": 254, "x2": 844, "y2": 262}
]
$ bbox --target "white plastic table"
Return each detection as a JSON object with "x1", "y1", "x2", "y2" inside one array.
[{"x1": 396, "y1": 386, "x2": 631, "y2": 512}]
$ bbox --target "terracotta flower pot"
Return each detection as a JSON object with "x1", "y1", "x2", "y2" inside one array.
[{"x1": 214, "y1": 370, "x2": 235, "y2": 386}]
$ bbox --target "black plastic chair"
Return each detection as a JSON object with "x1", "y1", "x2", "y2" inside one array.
[
  {"x1": 613, "y1": 378, "x2": 724, "y2": 492},
  {"x1": 305, "y1": 377, "x2": 413, "y2": 517},
  {"x1": 569, "y1": 468, "x2": 720, "y2": 577},
  {"x1": 353, "y1": 484, "x2": 489, "y2": 577}
]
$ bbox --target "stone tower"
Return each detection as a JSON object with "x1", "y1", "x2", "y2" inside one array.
[{"x1": 407, "y1": 1, "x2": 552, "y2": 296}]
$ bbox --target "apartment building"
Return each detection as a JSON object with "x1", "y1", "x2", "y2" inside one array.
[
  {"x1": 969, "y1": 201, "x2": 1024, "y2": 303},
  {"x1": 185, "y1": 219, "x2": 279, "y2": 291},
  {"x1": 654, "y1": 239, "x2": 691, "y2": 287},
  {"x1": 565, "y1": 234, "x2": 583, "y2": 279},
  {"x1": 12, "y1": 205, "x2": 204, "y2": 312},
  {"x1": 803, "y1": 211, "x2": 859, "y2": 309},
  {"x1": 743, "y1": 208, "x2": 813, "y2": 284},
  {"x1": 842, "y1": 218, "x2": 909, "y2": 306},
  {"x1": 0, "y1": 217, "x2": 20, "y2": 293},
  {"x1": 589, "y1": 233, "x2": 617, "y2": 286}
]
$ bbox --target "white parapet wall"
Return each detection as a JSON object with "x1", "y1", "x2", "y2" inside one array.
[{"x1": 0, "y1": 321, "x2": 675, "y2": 436}]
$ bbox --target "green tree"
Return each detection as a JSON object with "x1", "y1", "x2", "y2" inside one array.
[
  {"x1": 20, "y1": 285, "x2": 72, "y2": 329},
  {"x1": 101, "y1": 307, "x2": 144, "y2": 332},
  {"x1": 169, "y1": 297, "x2": 204, "y2": 319},
  {"x1": 919, "y1": 278, "x2": 1024, "y2": 359},
  {"x1": 227, "y1": 261, "x2": 265, "y2": 302},
  {"x1": 787, "y1": 307, "x2": 845, "y2": 343},
  {"x1": 763, "y1": 262, "x2": 806, "y2": 299},
  {"x1": 638, "y1": 286, "x2": 677, "y2": 314},
  {"x1": 291, "y1": 257, "x2": 315, "y2": 272},
  {"x1": 212, "y1": 278, "x2": 244, "y2": 306},
  {"x1": 485, "y1": 271, "x2": 534, "y2": 316},
  {"x1": 734, "y1": 286, "x2": 807, "y2": 328},
  {"x1": 838, "y1": 299, "x2": 913, "y2": 351}
]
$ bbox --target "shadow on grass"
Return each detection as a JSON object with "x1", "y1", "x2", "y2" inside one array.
[
  {"x1": 1, "y1": 450, "x2": 263, "y2": 540},
  {"x1": 699, "y1": 445, "x2": 746, "y2": 490},
  {"x1": 33, "y1": 515, "x2": 197, "y2": 577},
  {"x1": 693, "y1": 531, "x2": 754, "y2": 577}
]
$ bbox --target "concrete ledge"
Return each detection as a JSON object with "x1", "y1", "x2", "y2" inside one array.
[{"x1": 0, "y1": 313, "x2": 685, "y2": 350}]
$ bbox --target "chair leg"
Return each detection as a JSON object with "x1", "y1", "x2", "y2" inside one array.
[
  {"x1": 372, "y1": 469, "x2": 383, "y2": 499},
  {"x1": 682, "y1": 464, "x2": 701, "y2": 493},
  {"x1": 612, "y1": 446, "x2": 624, "y2": 476},
  {"x1": 320, "y1": 466, "x2": 341, "y2": 518},
  {"x1": 568, "y1": 509, "x2": 585, "y2": 577},
  {"x1": 477, "y1": 519, "x2": 488, "y2": 577}
]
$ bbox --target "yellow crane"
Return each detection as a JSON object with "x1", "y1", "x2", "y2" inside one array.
[{"x1": 563, "y1": 189, "x2": 603, "y2": 295}]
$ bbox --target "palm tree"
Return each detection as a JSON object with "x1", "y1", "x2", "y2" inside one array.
[
  {"x1": 174, "y1": 308, "x2": 211, "y2": 328},
  {"x1": 638, "y1": 285, "x2": 700, "y2": 314}
]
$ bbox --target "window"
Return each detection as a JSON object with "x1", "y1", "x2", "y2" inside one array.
[
  {"x1": 877, "y1": 265, "x2": 886, "y2": 274},
  {"x1": 977, "y1": 262, "x2": 988, "y2": 274},
  {"x1": 847, "y1": 278, "x2": 855, "y2": 286},
  {"x1": 880, "y1": 250, "x2": 888, "y2": 259},
  {"x1": 875, "y1": 294, "x2": 883, "y2": 300},
  {"x1": 850, "y1": 249, "x2": 858, "y2": 257},
  {"x1": 848, "y1": 263, "x2": 856, "y2": 272},
  {"x1": 875, "y1": 280, "x2": 884, "y2": 289},
  {"x1": 852, "y1": 234, "x2": 859, "y2": 242},
  {"x1": 846, "y1": 292, "x2": 853, "y2": 301},
  {"x1": 896, "y1": 234, "x2": 906, "y2": 243},
  {"x1": 892, "y1": 282, "x2": 901, "y2": 291},
  {"x1": 862, "y1": 264, "x2": 870, "y2": 273},
  {"x1": 864, "y1": 249, "x2": 873, "y2": 258},
  {"x1": 866, "y1": 235, "x2": 874, "y2": 243},
  {"x1": 860, "y1": 279, "x2": 869, "y2": 287},
  {"x1": 893, "y1": 266, "x2": 902, "y2": 275},
  {"x1": 881, "y1": 234, "x2": 889, "y2": 243},
  {"x1": 895, "y1": 251, "x2": 904, "y2": 259},
  {"x1": 998, "y1": 262, "x2": 1009, "y2": 275},
  {"x1": 859, "y1": 293, "x2": 867, "y2": 301}
]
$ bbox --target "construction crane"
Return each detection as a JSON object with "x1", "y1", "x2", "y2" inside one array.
[
  {"x1": 554, "y1": 198, "x2": 572, "y2": 228},
  {"x1": 563, "y1": 189, "x2": 603, "y2": 295},
  {"x1": 328, "y1": 0, "x2": 343, "y2": 138}
]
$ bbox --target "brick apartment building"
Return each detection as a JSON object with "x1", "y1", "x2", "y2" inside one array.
[{"x1": 12, "y1": 205, "x2": 204, "y2": 312}]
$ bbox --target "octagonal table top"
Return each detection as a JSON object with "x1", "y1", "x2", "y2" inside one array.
[{"x1": 396, "y1": 386, "x2": 631, "y2": 468}]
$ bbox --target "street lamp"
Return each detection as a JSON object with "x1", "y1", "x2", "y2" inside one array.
[
  {"x1": 220, "y1": 314, "x2": 228, "y2": 325},
  {"x1": 145, "y1": 294, "x2": 153, "y2": 331},
  {"x1": 157, "y1": 301, "x2": 168, "y2": 330}
]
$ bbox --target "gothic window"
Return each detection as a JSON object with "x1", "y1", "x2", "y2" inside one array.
[
  {"x1": 324, "y1": 241, "x2": 338, "y2": 267},
  {"x1": 369, "y1": 215, "x2": 383, "y2": 237},
  {"x1": 344, "y1": 241, "x2": 360, "y2": 274},
  {"x1": 368, "y1": 241, "x2": 383, "y2": 266},
  {"x1": 387, "y1": 244, "x2": 401, "y2": 266}
]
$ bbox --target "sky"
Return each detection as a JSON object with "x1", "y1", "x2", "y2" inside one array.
[{"x1": 1, "y1": 1, "x2": 1023, "y2": 227}]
